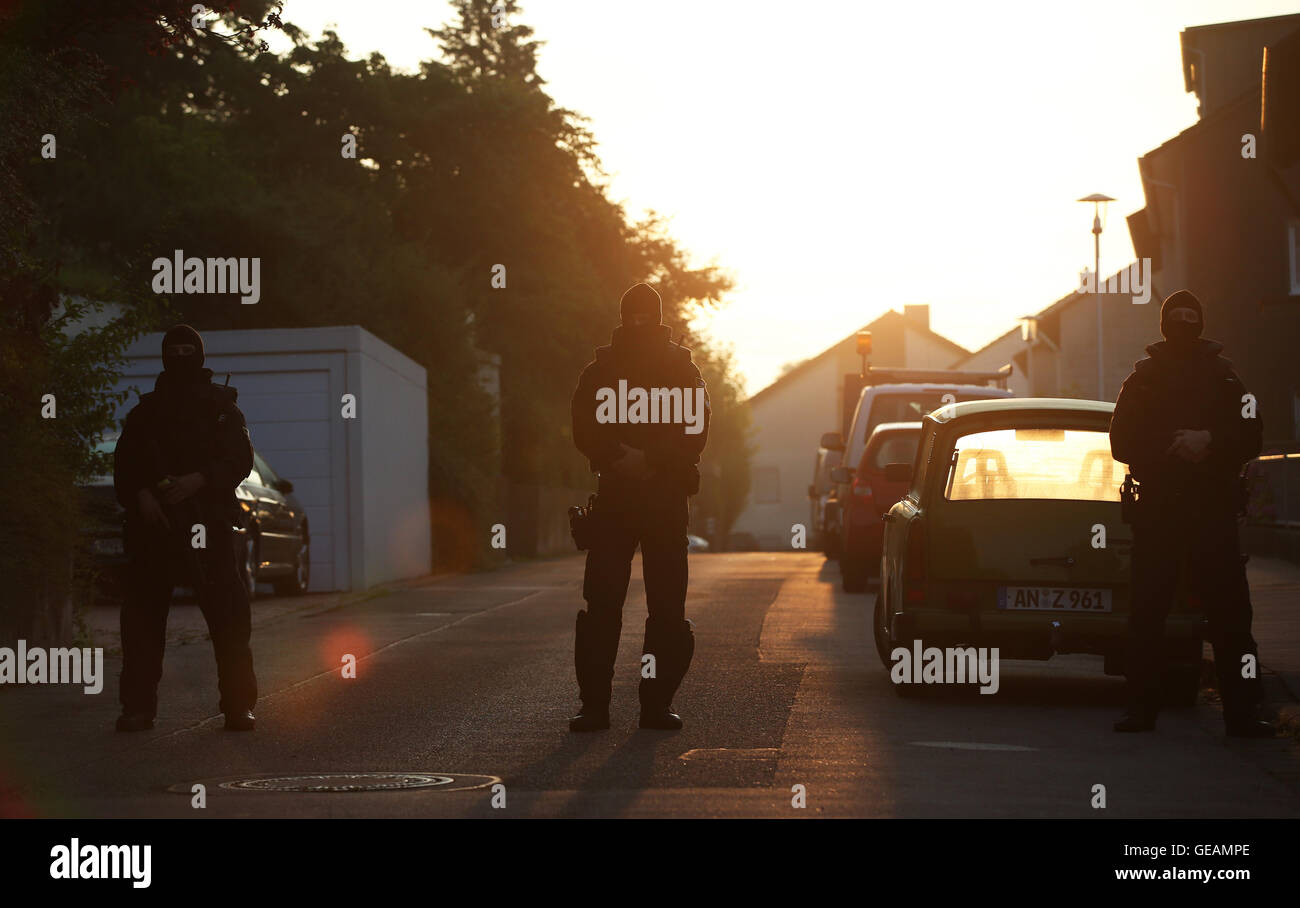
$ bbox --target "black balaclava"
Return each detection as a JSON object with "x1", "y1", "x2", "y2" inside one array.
[
  {"x1": 1159, "y1": 290, "x2": 1203, "y2": 345},
  {"x1": 161, "y1": 324, "x2": 206, "y2": 382},
  {"x1": 620, "y1": 282, "x2": 662, "y2": 327}
]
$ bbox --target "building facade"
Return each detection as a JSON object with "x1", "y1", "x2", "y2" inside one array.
[{"x1": 731, "y1": 306, "x2": 968, "y2": 551}]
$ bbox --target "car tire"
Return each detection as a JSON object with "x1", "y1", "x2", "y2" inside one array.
[
  {"x1": 824, "y1": 527, "x2": 841, "y2": 561},
  {"x1": 873, "y1": 593, "x2": 895, "y2": 670},
  {"x1": 892, "y1": 658, "x2": 923, "y2": 697},
  {"x1": 1160, "y1": 661, "x2": 1201, "y2": 708},
  {"x1": 841, "y1": 556, "x2": 868, "y2": 593},
  {"x1": 239, "y1": 533, "x2": 258, "y2": 602},
  {"x1": 273, "y1": 537, "x2": 310, "y2": 597}
]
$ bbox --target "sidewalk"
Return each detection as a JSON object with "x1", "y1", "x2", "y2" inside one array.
[{"x1": 1245, "y1": 555, "x2": 1300, "y2": 728}]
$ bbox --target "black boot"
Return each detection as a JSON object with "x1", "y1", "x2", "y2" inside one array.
[
  {"x1": 115, "y1": 712, "x2": 154, "y2": 733},
  {"x1": 571, "y1": 610, "x2": 619, "y2": 733},
  {"x1": 1219, "y1": 663, "x2": 1273, "y2": 738},
  {"x1": 1225, "y1": 717, "x2": 1276, "y2": 738},
  {"x1": 224, "y1": 709, "x2": 255, "y2": 731},
  {"x1": 639, "y1": 617, "x2": 694, "y2": 730},
  {"x1": 639, "y1": 707, "x2": 683, "y2": 730},
  {"x1": 569, "y1": 706, "x2": 610, "y2": 732},
  {"x1": 1224, "y1": 701, "x2": 1276, "y2": 738}
]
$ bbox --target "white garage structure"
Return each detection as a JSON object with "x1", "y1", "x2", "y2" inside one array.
[{"x1": 114, "y1": 325, "x2": 431, "y2": 592}]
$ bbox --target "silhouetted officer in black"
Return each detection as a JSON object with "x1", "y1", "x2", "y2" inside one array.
[
  {"x1": 112, "y1": 325, "x2": 258, "y2": 731},
  {"x1": 1110, "y1": 291, "x2": 1273, "y2": 737},
  {"x1": 569, "y1": 283, "x2": 709, "y2": 731}
]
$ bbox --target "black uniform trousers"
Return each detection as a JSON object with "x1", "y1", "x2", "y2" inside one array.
[
  {"x1": 1126, "y1": 495, "x2": 1262, "y2": 719},
  {"x1": 119, "y1": 516, "x2": 257, "y2": 717},
  {"x1": 577, "y1": 487, "x2": 689, "y2": 709}
]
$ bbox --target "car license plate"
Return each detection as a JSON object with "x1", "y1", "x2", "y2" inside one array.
[{"x1": 997, "y1": 586, "x2": 1111, "y2": 613}]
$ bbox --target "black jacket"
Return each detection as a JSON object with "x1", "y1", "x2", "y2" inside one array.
[
  {"x1": 114, "y1": 368, "x2": 254, "y2": 525},
  {"x1": 1109, "y1": 338, "x2": 1261, "y2": 505},
  {"x1": 571, "y1": 324, "x2": 710, "y2": 497}
]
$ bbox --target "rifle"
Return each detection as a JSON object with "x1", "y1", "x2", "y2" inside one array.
[{"x1": 147, "y1": 439, "x2": 210, "y2": 587}]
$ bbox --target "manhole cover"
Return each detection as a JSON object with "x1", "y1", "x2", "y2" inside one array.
[
  {"x1": 222, "y1": 772, "x2": 454, "y2": 792},
  {"x1": 171, "y1": 771, "x2": 499, "y2": 794}
]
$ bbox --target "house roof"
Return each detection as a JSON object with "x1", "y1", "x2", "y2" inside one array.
[
  {"x1": 955, "y1": 283, "x2": 1085, "y2": 363},
  {"x1": 955, "y1": 254, "x2": 1160, "y2": 367},
  {"x1": 1182, "y1": 12, "x2": 1300, "y2": 37},
  {"x1": 748, "y1": 309, "x2": 971, "y2": 405}
]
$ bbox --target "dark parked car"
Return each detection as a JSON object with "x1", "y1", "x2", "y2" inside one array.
[
  {"x1": 876, "y1": 398, "x2": 1203, "y2": 705},
  {"x1": 809, "y1": 443, "x2": 842, "y2": 557},
  {"x1": 82, "y1": 437, "x2": 310, "y2": 600}
]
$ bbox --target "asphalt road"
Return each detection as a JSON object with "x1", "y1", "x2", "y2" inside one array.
[{"x1": 2, "y1": 553, "x2": 1298, "y2": 818}]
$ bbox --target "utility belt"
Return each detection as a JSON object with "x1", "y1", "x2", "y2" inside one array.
[
  {"x1": 568, "y1": 483, "x2": 694, "y2": 550},
  {"x1": 1119, "y1": 472, "x2": 1248, "y2": 525}
]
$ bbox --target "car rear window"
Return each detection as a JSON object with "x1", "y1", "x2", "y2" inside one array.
[
  {"x1": 867, "y1": 392, "x2": 993, "y2": 427},
  {"x1": 943, "y1": 428, "x2": 1123, "y2": 501},
  {"x1": 868, "y1": 433, "x2": 920, "y2": 470}
]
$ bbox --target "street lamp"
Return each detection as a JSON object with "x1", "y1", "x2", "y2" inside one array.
[{"x1": 1078, "y1": 193, "x2": 1114, "y2": 400}]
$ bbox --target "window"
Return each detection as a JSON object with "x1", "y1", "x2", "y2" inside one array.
[
  {"x1": 865, "y1": 392, "x2": 996, "y2": 439},
  {"x1": 869, "y1": 433, "x2": 921, "y2": 470},
  {"x1": 943, "y1": 427, "x2": 1123, "y2": 502},
  {"x1": 753, "y1": 466, "x2": 781, "y2": 504},
  {"x1": 868, "y1": 393, "x2": 952, "y2": 426},
  {"x1": 253, "y1": 452, "x2": 279, "y2": 488}
]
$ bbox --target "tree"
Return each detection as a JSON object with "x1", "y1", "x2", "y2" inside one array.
[
  {"x1": 0, "y1": 1, "x2": 283, "y2": 644},
  {"x1": 685, "y1": 338, "x2": 754, "y2": 548},
  {"x1": 1, "y1": 0, "x2": 752, "y2": 601}
]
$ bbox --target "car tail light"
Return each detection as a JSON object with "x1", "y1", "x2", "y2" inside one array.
[{"x1": 904, "y1": 522, "x2": 925, "y2": 603}]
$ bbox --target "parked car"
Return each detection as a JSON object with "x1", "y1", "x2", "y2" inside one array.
[
  {"x1": 82, "y1": 438, "x2": 311, "y2": 600},
  {"x1": 831, "y1": 421, "x2": 921, "y2": 592},
  {"x1": 237, "y1": 450, "x2": 311, "y2": 598},
  {"x1": 808, "y1": 444, "x2": 842, "y2": 557},
  {"x1": 823, "y1": 378, "x2": 1013, "y2": 570},
  {"x1": 876, "y1": 398, "x2": 1204, "y2": 705}
]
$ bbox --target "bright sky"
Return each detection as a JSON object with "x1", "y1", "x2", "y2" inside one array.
[{"x1": 267, "y1": 0, "x2": 1299, "y2": 395}]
